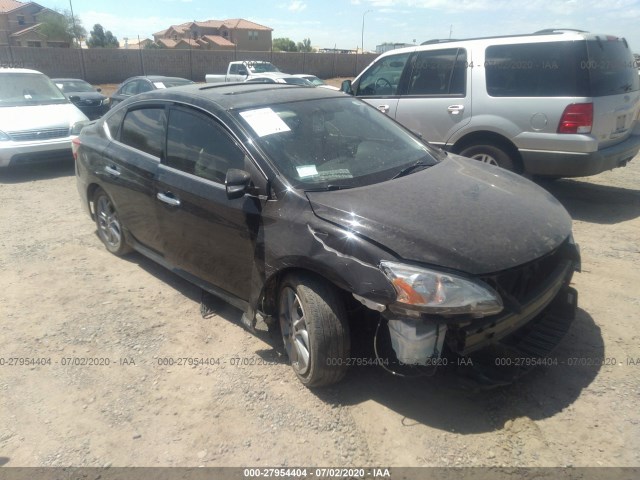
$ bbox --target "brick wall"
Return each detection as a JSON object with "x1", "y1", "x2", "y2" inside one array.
[{"x1": 0, "y1": 46, "x2": 378, "y2": 83}]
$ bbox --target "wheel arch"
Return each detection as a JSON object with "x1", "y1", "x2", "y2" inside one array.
[
  {"x1": 258, "y1": 266, "x2": 355, "y2": 318},
  {"x1": 451, "y1": 131, "x2": 524, "y2": 173}
]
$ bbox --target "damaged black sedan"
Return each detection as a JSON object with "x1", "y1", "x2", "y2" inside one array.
[{"x1": 75, "y1": 83, "x2": 580, "y2": 387}]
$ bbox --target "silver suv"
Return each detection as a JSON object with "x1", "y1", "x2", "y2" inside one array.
[{"x1": 342, "y1": 29, "x2": 640, "y2": 177}]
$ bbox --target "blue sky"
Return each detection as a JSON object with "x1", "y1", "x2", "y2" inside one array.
[{"x1": 39, "y1": 0, "x2": 640, "y2": 53}]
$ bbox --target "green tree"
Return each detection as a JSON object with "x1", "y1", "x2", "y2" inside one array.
[
  {"x1": 297, "y1": 38, "x2": 314, "y2": 53},
  {"x1": 272, "y1": 37, "x2": 297, "y2": 52},
  {"x1": 38, "y1": 10, "x2": 86, "y2": 46},
  {"x1": 87, "y1": 24, "x2": 119, "y2": 48}
]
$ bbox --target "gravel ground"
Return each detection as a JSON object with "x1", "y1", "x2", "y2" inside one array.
[{"x1": 0, "y1": 147, "x2": 638, "y2": 468}]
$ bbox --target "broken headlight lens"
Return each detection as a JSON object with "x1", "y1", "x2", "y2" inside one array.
[{"x1": 380, "y1": 261, "x2": 503, "y2": 317}]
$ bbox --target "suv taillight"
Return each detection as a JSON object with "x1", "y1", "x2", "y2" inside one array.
[
  {"x1": 71, "y1": 137, "x2": 81, "y2": 160},
  {"x1": 558, "y1": 103, "x2": 593, "y2": 134}
]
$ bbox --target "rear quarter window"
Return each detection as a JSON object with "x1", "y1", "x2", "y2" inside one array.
[
  {"x1": 485, "y1": 41, "x2": 590, "y2": 97},
  {"x1": 585, "y1": 38, "x2": 640, "y2": 96}
]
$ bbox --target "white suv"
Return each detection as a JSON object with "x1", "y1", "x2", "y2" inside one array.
[
  {"x1": 0, "y1": 68, "x2": 88, "y2": 168},
  {"x1": 342, "y1": 29, "x2": 640, "y2": 177}
]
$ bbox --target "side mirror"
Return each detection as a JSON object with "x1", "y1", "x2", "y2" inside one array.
[
  {"x1": 69, "y1": 95, "x2": 80, "y2": 102},
  {"x1": 341, "y1": 79, "x2": 353, "y2": 95},
  {"x1": 225, "y1": 169, "x2": 251, "y2": 200},
  {"x1": 238, "y1": 68, "x2": 248, "y2": 76}
]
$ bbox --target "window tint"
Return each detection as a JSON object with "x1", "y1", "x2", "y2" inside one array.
[
  {"x1": 137, "y1": 81, "x2": 153, "y2": 93},
  {"x1": 586, "y1": 39, "x2": 640, "y2": 96},
  {"x1": 121, "y1": 81, "x2": 138, "y2": 95},
  {"x1": 356, "y1": 52, "x2": 410, "y2": 96},
  {"x1": 485, "y1": 42, "x2": 590, "y2": 97},
  {"x1": 407, "y1": 48, "x2": 467, "y2": 95},
  {"x1": 166, "y1": 109, "x2": 245, "y2": 183},
  {"x1": 120, "y1": 108, "x2": 166, "y2": 158},
  {"x1": 105, "y1": 108, "x2": 126, "y2": 139}
]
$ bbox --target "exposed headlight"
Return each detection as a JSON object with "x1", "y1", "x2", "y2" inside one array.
[
  {"x1": 0, "y1": 130, "x2": 10, "y2": 141},
  {"x1": 380, "y1": 261, "x2": 503, "y2": 317},
  {"x1": 70, "y1": 121, "x2": 90, "y2": 136}
]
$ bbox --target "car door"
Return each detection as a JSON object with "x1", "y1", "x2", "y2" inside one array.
[
  {"x1": 155, "y1": 105, "x2": 264, "y2": 301},
  {"x1": 99, "y1": 103, "x2": 166, "y2": 254},
  {"x1": 353, "y1": 51, "x2": 412, "y2": 118},
  {"x1": 394, "y1": 48, "x2": 472, "y2": 147}
]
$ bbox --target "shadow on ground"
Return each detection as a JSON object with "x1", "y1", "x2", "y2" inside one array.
[
  {"x1": 109, "y1": 243, "x2": 603, "y2": 435},
  {"x1": 537, "y1": 178, "x2": 640, "y2": 224},
  {"x1": 0, "y1": 160, "x2": 75, "y2": 184}
]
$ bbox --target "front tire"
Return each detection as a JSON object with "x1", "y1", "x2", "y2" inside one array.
[
  {"x1": 278, "y1": 273, "x2": 350, "y2": 387},
  {"x1": 93, "y1": 188, "x2": 131, "y2": 256},
  {"x1": 459, "y1": 143, "x2": 516, "y2": 172}
]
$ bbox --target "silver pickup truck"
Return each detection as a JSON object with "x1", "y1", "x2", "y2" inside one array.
[{"x1": 205, "y1": 61, "x2": 284, "y2": 83}]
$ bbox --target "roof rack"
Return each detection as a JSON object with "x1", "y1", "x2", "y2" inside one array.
[
  {"x1": 420, "y1": 39, "x2": 459, "y2": 45},
  {"x1": 533, "y1": 28, "x2": 588, "y2": 34}
]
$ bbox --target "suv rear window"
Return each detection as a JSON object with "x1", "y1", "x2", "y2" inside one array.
[
  {"x1": 485, "y1": 42, "x2": 590, "y2": 97},
  {"x1": 485, "y1": 39, "x2": 639, "y2": 98},
  {"x1": 585, "y1": 38, "x2": 640, "y2": 96}
]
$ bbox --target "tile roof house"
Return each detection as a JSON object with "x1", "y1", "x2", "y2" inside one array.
[
  {"x1": 0, "y1": 0, "x2": 70, "y2": 47},
  {"x1": 153, "y1": 18, "x2": 272, "y2": 51}
]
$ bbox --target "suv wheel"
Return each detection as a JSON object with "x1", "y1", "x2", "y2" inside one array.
[
  {"x1": 278, "y1": 273, "x2": 350, "y2": 387},
  {"x1": 459, "y1": 143, "x2": 516, "y2": 171},
  {"x1": 93, "y1": 188, "x2": 131, "y2": 256}
]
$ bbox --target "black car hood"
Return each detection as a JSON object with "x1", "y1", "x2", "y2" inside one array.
[{"x1": 306, "y1": 155, "x2": 572, "y2": 275}]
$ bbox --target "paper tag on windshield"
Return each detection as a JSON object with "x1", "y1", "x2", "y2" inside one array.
[
  {"x1": 153, "y1": 82, "x2": 166, "y2": 89},
  {"x1": 296, "y1": 165, "x2": 318, "y2": 178},
  {"x1": 240, "y1": 108, "x2": 291, "y2": 137}
]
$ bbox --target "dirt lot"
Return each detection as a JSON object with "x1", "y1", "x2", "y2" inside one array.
[{"x1": 0, "y1": 145, "x2": 639, "y2": 468}]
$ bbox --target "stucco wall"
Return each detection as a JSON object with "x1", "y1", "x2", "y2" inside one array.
[{"x1": 0, "y1": 46, "x2": 378, "y2": 82}]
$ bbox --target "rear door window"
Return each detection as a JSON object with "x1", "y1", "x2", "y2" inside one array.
[
  {"x1": 407, "y1": 48, "x2": 467, "y2": 96},
  {"x1": 485, "y1": 42, "x2": 589, "y2": 97},
  {"x1": 120, "y1": 107, "x2": 166, "y2": 158}
]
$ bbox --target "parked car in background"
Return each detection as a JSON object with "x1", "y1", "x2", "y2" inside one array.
[
  {"x1": 110, "y1": 76, "x2": 194, "y2": 109},
  {"x1": 205, "y1": 60, "x2": 283, "y2": 83},
  {"x1": 0, "y1": 68, "x2": 88, "y2": 168},
  {"x1": 53, "y1": 78, "x2": 110, "y2": 120},
  {"x1": 293, "y1": 74, "x2": 340, "y2": 90},
  {"x1": 245, "y1": 74, "x2": 314, "y2": 86},
  {"x1": 342, "y1": 29, "x2": 640, "y2": 177},
  {"x1": 75, "y1": 83, "x2": 580, "y2": 388}
]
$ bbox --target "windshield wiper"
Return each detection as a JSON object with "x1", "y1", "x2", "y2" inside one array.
[
  {"x1": 391, "y1": 160, "x2": 431, "y2": 180},
  {"x1": 304, "y1": 184, "x2": 354, "y2": 192}
]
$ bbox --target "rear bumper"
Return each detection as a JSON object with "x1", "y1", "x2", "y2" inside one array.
[
  {"x1": 519, "y1": 133, "x2": 640, "y2": 177},
  {"x1": 0, "y1": 137, "x2": 75, "y2": 168}
]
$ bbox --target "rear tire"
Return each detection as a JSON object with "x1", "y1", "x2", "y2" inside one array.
[
  {"x1": 278, "y1": 273, "x2": 350, "y2": 387},
  {"x1": 459, "y1": 143, "x2": 516, "y2": 172},
  {"x1": 93, "y1": 188, "x2": 131, "y2": 256}
]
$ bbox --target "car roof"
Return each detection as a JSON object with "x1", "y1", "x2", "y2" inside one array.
[
  {"x1": 129, "y1": 82, "x2": 345, "y2": 111},
  {"x1": 377, "y1": 29, "x2": 628, "y2": 58},
  {"x1": 124, "y1": 75, "x2": 191, "y2": 82},
  {"x1": 52, "y1": 78, "x2": 90, "y2": 82},
  {"x1": 0, "y1": 68, "x2": 45, "y2": 75}
]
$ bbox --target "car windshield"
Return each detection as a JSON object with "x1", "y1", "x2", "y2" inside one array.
[
  {"x1": 235, "y1": 97, "x2": 441, "y2": 189},
  {"x1": 249, "y1": 62, "x2": 280, "y2": 73},
  {"x1": 0, "y1": 72, "x2": 68, "y2": 107},
  {"x1": 55, "y1": 80, "x2": 95, "y2": 93},
  {"x1": 282, "y1": 77, "x2": 313, "y2": 86},
  {"x1": 306, "y1": 76, "x2": 325, "y2": 86},
  {"x1": 160, "y1": 79, "x2": 194, "y2": 88}
]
